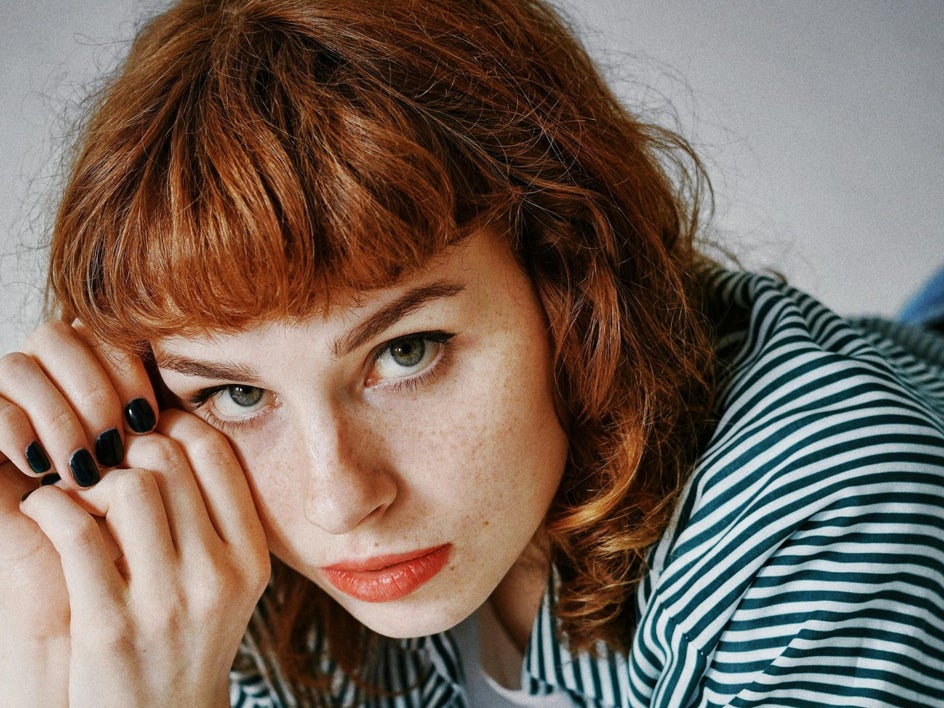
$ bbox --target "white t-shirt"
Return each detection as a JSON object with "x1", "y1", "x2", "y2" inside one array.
[{"x1": 452, "y1": 600, "x2": 573, "y2": 707}]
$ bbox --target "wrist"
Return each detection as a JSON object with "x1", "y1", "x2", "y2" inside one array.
[{"x1": 0, "y1": 637, "x2": 70, "y2": 705}]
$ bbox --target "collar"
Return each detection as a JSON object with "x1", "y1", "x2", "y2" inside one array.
[
  {"x1": 518, "y1": 571, "x2": 633, "y2": 707},
  {"x1": 400, "y1": 570, "x2": 633, "y2": 707},
  {"x1": 391, "y1": 633, "x2": 468, "y2": 707}
]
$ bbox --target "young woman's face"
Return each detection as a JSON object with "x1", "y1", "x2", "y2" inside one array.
[{"x1": 153, "y1": 231, "x2": 569, "y2": 638}]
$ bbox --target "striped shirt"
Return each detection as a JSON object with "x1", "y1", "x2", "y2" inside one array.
[{"x1": 231, "y1": 269, "x2": 944, "y2": 706}]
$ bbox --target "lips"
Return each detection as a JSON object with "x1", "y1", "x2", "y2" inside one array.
[{"x1": 320, "y1": 544, "x2": 452, "y2": 603}]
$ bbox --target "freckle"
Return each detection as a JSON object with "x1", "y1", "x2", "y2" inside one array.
[{"x1": 483, "y1": 520, "x2": 490, "y2": 527}]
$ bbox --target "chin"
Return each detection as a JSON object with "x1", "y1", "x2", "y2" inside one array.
[{"x1": 339, "y1": 590, "x2": 482, "y2": 640}]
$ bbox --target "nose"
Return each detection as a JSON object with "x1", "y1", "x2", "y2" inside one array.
[{"x1": 299, "y1": 406, "x2": 397, "y2": 536}]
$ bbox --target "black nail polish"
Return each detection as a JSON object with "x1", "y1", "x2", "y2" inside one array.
[
  {"x1": 40, "y1": 472, "x2": 61, "y2": 486},
  {"x1": 69, "y1": 449, "x2": 100, "y2": 487},
  {"x1": 125, "y1": 398, "x2": 156, "y2": 434},
  {"x1": 25, "y1": 442, "x2": 52, "y2": 475},
  {"x1": 95, "y1": 428, "x2": 124, "y2": 468}
]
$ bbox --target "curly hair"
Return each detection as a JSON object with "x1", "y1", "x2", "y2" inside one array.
[{"x1": 47, "y1": 0, "x2": 715, "y2": 689}]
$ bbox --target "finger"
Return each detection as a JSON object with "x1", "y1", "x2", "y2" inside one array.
[
  {"x1": 157, "y1": 410, "x2": 266, "y2": 553},
  {"x1": 72, "y1": 322, "x2": 159, "y2": 436},
  {"x1": 119, "y1": 428, "x2": 220, "y2": 555},
  {"x1": 19, "y1": 485, "x2": 124, "y2": 614},
  {"x1": 0, "y1": 461, "x2": 60, "y2": 562},
  {"x1": 0, "y1": 349, "x2": 101, "y2": 488},
  {"x1": 69, "y1": 468, "x2": 176, "y2": 589},
  {"x1": 21, "y1": 322, "x2": 127, "y2": 471},
  {"x1": 0, "y1": 394, "x2": 52, "y2": 477}
]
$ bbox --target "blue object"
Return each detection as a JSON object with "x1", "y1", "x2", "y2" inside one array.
[{"x1": 899, "y1": 267, "x2": 944, "y2": 331}]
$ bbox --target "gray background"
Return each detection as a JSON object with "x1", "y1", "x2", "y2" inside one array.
[{"x1": 2, "y1": 1, "x2": 942, "y2": 355}]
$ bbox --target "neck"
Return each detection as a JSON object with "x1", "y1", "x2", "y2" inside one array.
[{"x1": 488, "y1": 533, "x2": 550, "y2": 652}]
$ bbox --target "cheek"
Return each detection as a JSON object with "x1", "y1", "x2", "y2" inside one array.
[
  {"x1": 219, "y1": 425, "x2": 304, "y2": 546},
  {"x1": 394, "y1": 351, "x2": 567, "y2": 524}
]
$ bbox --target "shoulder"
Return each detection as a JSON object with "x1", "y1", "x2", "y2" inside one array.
[
  {"x1": 691, "y1": 270, "x2": 944, "y2": 511},
  {"x1": 630, "y1": 270, "x2": 944, "y2": 706},
  {"x1": 677, "y1": 270, "x2": 944, "y2": 550},
  {"x1": 688, "y1": 269, "x2": 944, "y2": 520},
  {"x1": 701, "y1": 269, "x2": 944, "y2": 429}
]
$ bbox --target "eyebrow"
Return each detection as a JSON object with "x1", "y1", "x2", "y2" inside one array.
[
  {"x1": 154, "y1": 280, "x2": 466, "y2": 380},
  {"x1": 332, "y1": 280, "x2": 465, "y2": 358},
  {"x1": 153, "y1": 354, "x2": 261, "y2": 383}
]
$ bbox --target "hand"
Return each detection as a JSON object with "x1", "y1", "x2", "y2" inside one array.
[
  {"x1": 0, "y1": 321, "x2": 159, "y2": 704},
  {"x1": 0, "y1": 320, "x2": 159, "y2": 490},
  {"x1": 0, "y1": 459, "x2": 71, "y2": 705},
  {"x1": 20, "y1": 410, "x2": 270, "y2": 707}
]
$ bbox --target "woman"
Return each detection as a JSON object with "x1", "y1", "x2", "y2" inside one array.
[{"x1": 2, "y1": 0, "x2": 942, "y2": 705}]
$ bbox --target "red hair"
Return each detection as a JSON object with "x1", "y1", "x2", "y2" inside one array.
[{"x1": 49, "y1": 0, "x2": 714, "y2": 688}]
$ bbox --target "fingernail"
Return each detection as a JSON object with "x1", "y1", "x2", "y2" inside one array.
[
  {"x1": 125, "y1": 398, "x2": 156, "y2": 434},
  {"x1": 21, "y1": 489, "x2": 35, "y2": 503},
  {"x1": 40, "y1": 473, "x2": 61, "y2": 486},
  {"x1": 95, "y1": 428, "x2": 124, "y2": 468},
  {"x1": 25, "y1": 441, "x2": 52, "y2": 475},
  {"x1": 69, "y1": 449, "x2": 100, "y2": 487}
]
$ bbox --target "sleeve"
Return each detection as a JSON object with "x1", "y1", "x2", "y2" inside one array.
[
  {"x1": 705, "y1": 459, "x2": 944, "y2": 706},
  {"x1": 631, "y1": 427, "x2": 944, "y2": 707}
]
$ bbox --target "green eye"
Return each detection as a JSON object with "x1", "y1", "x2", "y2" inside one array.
[
  {"x1": 369, "y1": 332, "x2": 453, "y2": 386},
  {"x1": 187, "y1": 382, "x2": 275, "y2": 432},
  {"x1": 389, "y1": 337, "x2": 427, "y2": 368},
  {"x1": 228, "y1": 385, "x2": 264, "y2": 407},
  {"x1": 210, "y1": 384, "x2": 271, "y2": 420}
]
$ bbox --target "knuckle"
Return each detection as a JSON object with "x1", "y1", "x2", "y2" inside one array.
[
  {"x1": 60, "y1": 513, "x2": 102, "y2": 552},
  {"x1": 160, "y1": 409, "x2": 220, "y2": 440},
  {"x1": 43, "y1": 406, "x2": 81, "y2": 439},
  {"x1": 128, "y1": 434, "x2": 185, "y2": 471},
  {"x1": 0, "y1": 351, "x2": 37, "y2": 384},
  {"x1": 188, "y1": 580, "x2": 222, "y2": 616},
  {"x1": 248, "y1": 554, "x2": 272, "y2": 598},
  {"x1": 160, "y1": 411, "x2": 236, "y2": 459},
  {"x1": 99, "y1": 346, "x2": 136, "y2": 377},
  {"x1": 71, "y1": 384, "x2": 118, "y2": 415},
  {"x1": 153, "y1": 407, "x2": 187, "y2": 430},
  {"x1": 224, "y1": 547, "x2": 271, "y2": 601},
  {"x1": 110, "y1": 469, "x2": 159, "y2": 504},
  {"x1": 81, "y1": 612, "x2": 134, "y2": 650},
  {"x1": 138, "y1": 589, "x2": 184, "y2": 635},
  {"x1": 188, "y1": 427, "x2": 233, "y2": 460},
  {"x1": 0, "y1": 401, "x2": 27, "y2": 434}
]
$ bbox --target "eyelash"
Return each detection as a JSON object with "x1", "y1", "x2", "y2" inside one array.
[{"x1": 184, "y1": 330, "x2": 455, "y2": 433}]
